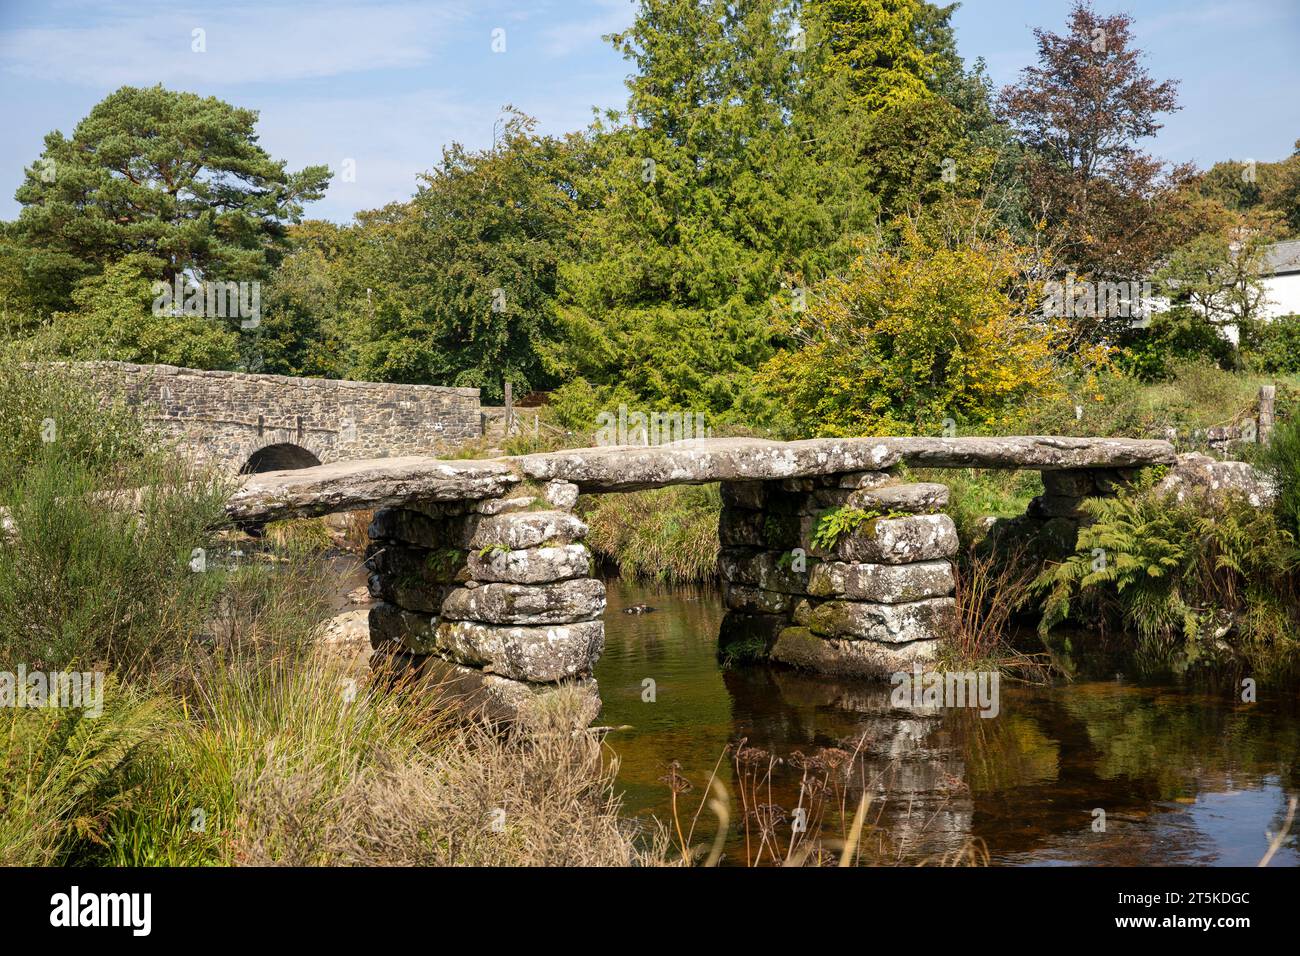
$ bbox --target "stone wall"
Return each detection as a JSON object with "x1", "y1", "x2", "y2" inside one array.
[
  {"x1": 78, "y1": 361, "x2": 482, "y2": 471},
  {"x1": 717, "y1": 472, "x2": 959, "y2": 678}
]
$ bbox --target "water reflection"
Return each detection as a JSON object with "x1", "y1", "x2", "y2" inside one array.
[{"x1": 595, "y1": 580, "x2": 1300, "y2": 866}]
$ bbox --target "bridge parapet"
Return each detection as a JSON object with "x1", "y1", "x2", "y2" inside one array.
[{"x1": 77, "y1": 361, "x2": 482, "y2": 472}]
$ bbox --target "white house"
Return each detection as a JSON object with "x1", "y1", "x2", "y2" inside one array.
[{"x1": 1260, "y1": 239, "x2": 1300, "y2": 320}]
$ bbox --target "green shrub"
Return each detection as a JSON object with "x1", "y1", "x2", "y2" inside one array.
[
  {"x1": 1116, "y1": 307, "x2": 1236, "y2": 381},
  {"x1": 0, "y1": 453, "x2": 231, "y2": 679},
  {"x1": 1261, "y1": 414, "x2": 1300, "y2": 543},
  {"x1": 1035, "y1": 480, "x2": 1300, "y2": 669},
  {"x1": 0, "y1": 350, "x2": 156, "y2": 494},
  {"x1": 1243, "y1": 314, "x2": 1300, "y2": 374}
]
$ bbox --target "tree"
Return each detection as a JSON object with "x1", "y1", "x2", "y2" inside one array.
[
  {"x1": 1155, "y1": 223, "x2": 1272, "y2": 337},
  {"x1": 805, "y1": 0, "x2": 942, "y2": 112},
  {"x1": 50, "y1": 255, "x2": 239, "y2": 368},
  {"x1": 10, "y1": 85, "x2": 330, "y2": 315},
  {"x1": 553, "y1": 0, "x2": 878, "y2": 419},
  {"x1": 252, "y1": 220, "x2": 352, "y2": 378},
  {"x1": 998, "y1": 2, "x2": 1194, "y2": 286},
  {"x1": 1197, "y1": 143, "x2": 1300, "y2": 239},
  {"x1": 758, "y1": 210, "x2": 1065, "y2": 436},
  {"x1": 334, "y1": 113, "x2": 581, "y2": 399}
]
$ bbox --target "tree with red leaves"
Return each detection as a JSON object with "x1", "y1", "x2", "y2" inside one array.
[{"x1": 999, "y1": 2, "x2": 1199, "y2": 300}]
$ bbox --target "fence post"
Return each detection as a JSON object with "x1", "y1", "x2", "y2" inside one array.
[
  {"x1": 1259, "y1": 385, "x2": 1276, "y2": 446},
  {"x1": 504, "y1": 381, "x2": 514, "y2": 436}
]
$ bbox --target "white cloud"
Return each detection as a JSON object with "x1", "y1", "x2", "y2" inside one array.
[{"x1": 0, "y1": 1, "x2": 470, "y2": 86}]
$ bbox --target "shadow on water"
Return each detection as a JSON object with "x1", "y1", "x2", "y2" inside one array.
[{"x1": 594, "y1": 579, "x2": 1300, "y2": 866}]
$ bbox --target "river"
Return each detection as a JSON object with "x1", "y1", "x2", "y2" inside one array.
[{"x1": 594, "y1": 580, "x2": 1300, "y2": 866}]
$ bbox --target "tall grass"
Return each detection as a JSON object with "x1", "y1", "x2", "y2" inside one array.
[
  {"x1": 0, "y1": 362, "x2": 668, "y2": 868},
  {"x1": 581, "y1": 484, "x2": 722, "y2": 584},
  {"x1": 1261, "y1": 414, "x2": 1300, "y2": 546}
]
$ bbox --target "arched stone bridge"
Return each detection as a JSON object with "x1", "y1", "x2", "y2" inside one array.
[
  {"x1": 227, "y1": 435, "x2": 1176, "y2": 724},
  {"x1": 81, "y1": 361, "x2": 483, "y2": 473}
]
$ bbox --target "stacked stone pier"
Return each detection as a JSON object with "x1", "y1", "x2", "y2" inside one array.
[
  {"x1": 364, "y1": 479, "x2": 604, "y2": 723},
  {"x1": 225, "y1": 435, "x2": 1178, "y2": 722},
  {"x1": 718, "y1": 473, "x2": 958, "y2": 677}
]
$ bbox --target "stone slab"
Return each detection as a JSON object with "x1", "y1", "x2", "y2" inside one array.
[
  {"x1": 227, "y1": 456, "x2": 519, "y2": 523},
  {"x1": 717, "y1": 547, "x2": 812, "y2": 594},
  {"x1": 440, "y1": 579, "x2": 606, "y2": 625},
  {"x1": 228, "y1": 436, "x2": 1174, "y2": 522},
  {"x1": 815, "y1": 513, "x2": 959, "y2": 564},
  {"x1": 432, "y1": 619, "x2": 605, "y2": 682},
  {"x1": 722, "y1": 583, "x2": 797, "y2": 615},
  {"x1": 399, "y1": 654, "x2": 601, "y2": 727},
  {"x1": 807, "y1": 559, "x2": 954, "y2": 603},
  {"x1": 466, "y1": 544, "x2": 593, "y2": 584},
  {"x1": 770, "y1": 627, "x2": 939, "y2": 678},
  {"x1": 795, "y1": 597, "x2": 956, "y2": 642}
]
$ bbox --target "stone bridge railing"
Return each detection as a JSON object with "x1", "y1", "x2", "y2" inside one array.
[
  {"x1": 77, "y1": 361, "x2": 483, "y2": 472},
  {"x1": 226, "y1": 436, "x2": 1175, "y2": 723}
]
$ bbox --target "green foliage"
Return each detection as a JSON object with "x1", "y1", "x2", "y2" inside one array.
[
  {"x1": 0, "y1": 452, "x2": 230, "y2": 680},
  {"x1": 1197, "y1": 142, "x2": 1300, "y2": 238},
  {"x1": 552, "y1": 0, "x2": 878, "y2": 420},
  {"x1": 924, "y1": 468, "x2": 1042, "y2": 544},
  {"x1": 806, "y1": 0, "x2": 942, "y2": 111},
  {"x1": 1244, "y1": 314, "x2": 1300, "y2": 375},
  {"x1": 349, "y1": 113, "x2": 579, "y2": 399},
  {"x1": 1261, "y1": 414, "x2": 1300, "y2": 544},
  {"x1": 760, "y1": 215, "x2": 1064, "y2": 436},
  {"x1": 0, "y1": 351, "x2": 155, "y2": 491},
  {"x1": 10, "y1": 84, "x2": 330, "y2": 315},
  {"x1": 1035, "y1": 482, "x2": 1300, "y2": 667},
  {"x1": 250, "y1": 220, "x2": 351, "y2": 377},
  {"x1": 50, "y1": 256, "x2": 240, "y2": 368},
  {"x1": 0, "y1": 682, "x2": 165, "y2": 865},
  {"x1": 1116, "y1": 306, "x2": 1236, "y2": 381},
  {"x1": 811, "y1": 507, "x2": 878, "y2": 550}
]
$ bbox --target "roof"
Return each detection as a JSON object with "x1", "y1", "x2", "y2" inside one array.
[{"x1": 1264, "y1": 240, "x2": 1300, "y2": 276}]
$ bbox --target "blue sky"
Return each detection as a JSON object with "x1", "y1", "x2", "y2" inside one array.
[{"x1": 0, "y1": 0, "x2": 1296, "y2": 224}]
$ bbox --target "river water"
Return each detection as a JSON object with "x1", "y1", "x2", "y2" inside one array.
[{"x1": 594, "y1": 580, "x2": 1300, "y2": 866}]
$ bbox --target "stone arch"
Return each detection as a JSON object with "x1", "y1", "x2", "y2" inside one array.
[{"x1": 239, "y1": 442, "x2": 323, "y2": 475}]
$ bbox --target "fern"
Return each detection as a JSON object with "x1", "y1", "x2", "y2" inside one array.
[{"x1": 1035, "y1": 479, "x2": 1299, "y2": 656}]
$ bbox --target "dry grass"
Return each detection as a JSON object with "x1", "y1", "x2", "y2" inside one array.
[
  {"x1": 229, "y1": 665, "x2": 673, "y2": 867},
  {"x1": 943, "y1": 542, "x2": 1050, "y2": 679}
]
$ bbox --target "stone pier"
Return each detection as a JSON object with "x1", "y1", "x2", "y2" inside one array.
[
  {"x1": 364, "y1": 479, "x2": 604, "y2": 723},
  {"x1": 718, "y1": 472, "x2": 958, "y2": 677}
]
